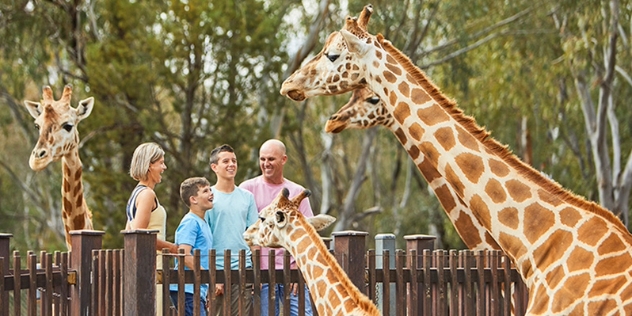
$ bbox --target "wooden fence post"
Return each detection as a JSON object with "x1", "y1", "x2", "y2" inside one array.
[
  {"x1": 70, "y1": 230, "x2": 104, "y2": 316},
  {"x1": 405, "y1": 234, "x2": 436, "y2": 315},
  {"x1": 331, "y1": 230, "x2": 368, "y2": 293},
  {"x1": 0, "y1": 233, "x2": 12, "y2": 316},
  {"x1": 123, "y1": 229, "x2": 157, "y2": 316}
]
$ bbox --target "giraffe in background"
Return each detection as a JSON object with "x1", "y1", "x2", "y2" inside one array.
[
  {"x1": 244, "y1": 189, "x2": 380, "y2": 316},
  {"x1": 280, "y1": 5, "x2": 632, "y2": 314},
  {"x1": 24, "y1": 85, "x2": 94, "y2": 251}
]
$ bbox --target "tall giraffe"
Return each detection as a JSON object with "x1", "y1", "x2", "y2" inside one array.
[
  {"x1": 24, "y1": 85, "x2": 94, "y2": 251},
  {"x1": 280, "y1": 5, "x2": 632, "y2": 315},
  {"x1": 244, "y1": 189, "x2": 380, "y2": 316},
  {"x1": 328, "y1": 87, "x2": 500, "y2": 251}
]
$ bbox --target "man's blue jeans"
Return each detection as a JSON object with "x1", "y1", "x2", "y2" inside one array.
[
  {"x1": 260, "y1": 284, "x2": 313, "y2": 316},
  {"x1": 169, "y1": 291, "x2": 207, "y2": 316}
]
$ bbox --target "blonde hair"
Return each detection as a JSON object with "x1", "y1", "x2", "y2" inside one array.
[{"x1": 129, "y1": 142, "x2": 165, "y2": 181}]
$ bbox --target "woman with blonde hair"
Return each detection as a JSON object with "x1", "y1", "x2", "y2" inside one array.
[{"x1": 126, "y1": 142, "x2": 178, "y2": 315}]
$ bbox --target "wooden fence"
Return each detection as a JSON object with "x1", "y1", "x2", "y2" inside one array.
[{"x1": 0, "y1": 230, "x2": 528, "y2": 315}]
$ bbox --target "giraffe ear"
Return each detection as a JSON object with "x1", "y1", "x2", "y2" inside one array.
[
  {"x1": 307, "y1": 214, "x2": 336, "y2": 231},
  {"x1": 76, "y1": 97, "x2": 94, "y2": 121},
  {"x1": 24, "y1": 100, "x2": 43, "y2": 119},
  {"x1": 275, "y1": 211, "x2": 288, "y2": 228},
  {"x1": 340, "y1": 29, "x2": 370, "y2": 56}
]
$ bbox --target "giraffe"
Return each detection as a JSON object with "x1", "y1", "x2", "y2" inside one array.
[
  {"x1": 243, "y1": 188, "x2": 380, "y2": 316},
  {"x1": 280, "y1": 5, "x2": 632, "y2": 315},
  {"x1": 24, "y1": 85, "x2": 94, "y2": 251}
]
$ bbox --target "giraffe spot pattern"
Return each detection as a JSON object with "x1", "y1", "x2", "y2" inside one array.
[
  {"x1": 408, "y1": 144, "x2": 420, "y2": 160},
  {"x1": 552, "y1": 273, "x2": 591, "y2": 313},
  {"x1": 559, "y1": 207, "x2": 582, "y2": 227},
  {"x1": 469, "y1": 194, "x2": 492, "y2": 229},
  {"x1": 597, "y1": 233, "x2": 628, "y2": 255},
  {"x1": 485, "y1": 179, "x2": 507, "y2": 204},
  {"x1": 536, "y1": 189, "x2": 563, "y2": 207},
  {"x1": 505, "y1": 180, "x2": 532, "y2": 202},
  {"x1": 532, "y1": 230, "x2": 572, "y2": 270},
  {"x1": 383, "y1": 70, "x2": 397, "y2": 83},
  {"x1": 375, "y1": 50, "x2": 382, "y2": 59},
  {"x1": 577, "y1": 217, "x2": 608, "y2": 247},
  {"x1": 499, "y1": 232, "x2": 528, "y2": 262},
  {"x1": 587, "y1": 298, "x2": 619, "y2": 316},
  {"x1": 73, "y1": 213, "x2": 86, "y2": 228},
  {"x1": 594, "y1": 252, "x2": 632, "y2": 276},
  {"x1": 63, "y1": 197, "x2": 73, "y2": 215},
  {"x1": 411, "y1": 88, "x2": 431, "y2": 104},
  {"x1": 394, "y1": 128, "x2": 407, "y2": 147},
  {"x1": 434, "y1": 184, "x2": 457, "y2": 212},
  {"x1": 566, "y1": 247, "x2": 594, "y2": 272},
  {"x1": 454, "y1": 153, "x2": 485, "y2": 184},
  {"x1": 456, "y1": 125, "x2": 480, "y2": 152},
  {"x1": 417, "y1": 159, "x2": 441, "y2": 183},
  {"x1": 386, "y1": 54, "x2": 397, "y2": 65},
  {"x1": 398, "y1": 81, "x2": 410, "y2": 98},
  {"x1": 385, "y1": 62, "x2": 402, "y2": 76},
  {"x1": 417, "y1": 104, "x2": 449, "y2": 126},
  {"x1": 445, "y1": 165, "x2": 465, "y2": 198},
  {"x1": 529, "y1": 285, "x2": 551, "y2": 315},
  {"x1": 545, "y1": 265, "x2": 566, "y2": 289},
  {"x1": 434, "y1": 127, "x2": 455, "y2": 151},
  {"x1": 590, "y1": 276, "x2": 628, "y2": 298},
  {"x1": 453, "y1": 213, "x2": 483, "y2": 247},
  {"x1": 408, "y1": 122, "x2": 425, "y2": 142},
  {"x1": 523, "y1": 202, "x2": 555, "y2": 244},
  {"x1": 393, "y1": 102, "x2": 410, "y2": 124},
  {"x1": 488, "y1": 159, "x2": 510, "y2": 177},
  {"x1": 498, "y1": 207, "x2": 519, "y2": 229}
]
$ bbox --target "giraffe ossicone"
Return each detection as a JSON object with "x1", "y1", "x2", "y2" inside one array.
[
  {"x1": 281, "y1": 5, "x2": 632, "y2": 315},
  {"x1": 24, "y1": 85, "x2": 95, "y2": 251},
  {"x1": 244, "y1": 188, "x2": 380, "y2": 316}
]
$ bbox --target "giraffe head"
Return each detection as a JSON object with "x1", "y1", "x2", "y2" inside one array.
[
  {"x1": 23, "y1": 85, "x2": 94, "y2": 171},
  {"x1": 325, "y1": 87, "x2": 393, "y2": 133},
  {"x1": 243, "y1": 188, "x2": 336, "y2": 248},
  {"x1": 280, "y1": 5, "x2": 377, "y2": 101}
]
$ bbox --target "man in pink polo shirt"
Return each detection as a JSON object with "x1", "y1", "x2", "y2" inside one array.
[{"x1": 239, "y1": 139, "x2": 314, "y2": 316}]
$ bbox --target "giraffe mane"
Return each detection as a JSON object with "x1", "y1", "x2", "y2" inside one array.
[
  {"x1": 375, "y1": 34, "x2": 630, "y2": 234},
  {"x1": 294, "y1": 213, "x2": 380, "y2": 313}
]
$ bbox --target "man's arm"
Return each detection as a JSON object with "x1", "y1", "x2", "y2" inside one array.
[{"x1": 178, "y1": 244, "x2": 196, "y2": 270}]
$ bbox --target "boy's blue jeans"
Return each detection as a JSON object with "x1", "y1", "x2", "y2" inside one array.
[{"x1": 169, "y1": 291, "x2": 207, "y2": 316}]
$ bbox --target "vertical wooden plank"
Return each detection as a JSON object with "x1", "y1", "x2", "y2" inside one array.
[
  {"x1": 58, "y1": 252, "x2": 69, "y2": 316},
  {"x1": 161, "y1": 250, "x2": 173, "y2": 316},
  {"x1": 476, "y1": 251, "x2": 485, "y2": 316},
  {"x1": 0, "y1": 234, "x2": 11, "y2": 316},
  {"x1": 436, "y1": 250, "x2": 446, "y2": 316},
  {"x1": 193, "y1": 250, "x2": 201, "y2": 316},
  {"x1": 42, "y1": 252, "x2": 53, "y2": 316},
  {"x1": 490, "y1": 251, "x2": 500, "y2": 316},
  {"x1": 408, "y1": 250, "x2": 418, "y2": 316},
  {"x1": 223, "y1": 249, "x2": 232, "y2": 316},
  {"x1": 28, "y1": 251, "x2": 37, "y2": 316},
  {"x1": 252, "y1": 249, "x2": 261, "y2": 316},
  {"x1": 267, "y1": 249, "x2": 275, "y2": 316},
  {"x1": 113, "y1": 250, "x2": 122, "y2": 316},
  {"x1": 239, "y1": 250, "x2": 248, "y2": 316},
  {"x1": 367, "y1": 249, "x2": 377, "y2": 302},
  {"x1": 283, "y1": 252, "x2": 291, "y2": 316},
  {"x1": 463, "y1": 250, "x2": 474, "y2": 316},
  {"x1": 177, "y1": 248, "x2": 185, "y2": 316},
  {"x1": 449, "y1": 250, "x2": 458, "y2": 316},
  {"x1": 395, "y1": 250, "x2": 405, "y2": 316},
  {"x1": 105, "y1": 249, "x2": 113, "y2": 316},
  {"x1": 422, "y1": 249, "x2": 431, "y2": 316},
  {"x1": 382, "y1": 250, "x2": 390, "y2": 316},
  {"x1": 502, "y1": 253, "x2": 511, "y2": 316},
  {"x1": 13, "y1": 251, "x2": 21, "y2": 316}
]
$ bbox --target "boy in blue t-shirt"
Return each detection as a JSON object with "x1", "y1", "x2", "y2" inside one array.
[{"x1": 169, "y1": 177, "x2": 215, "y2": 316}]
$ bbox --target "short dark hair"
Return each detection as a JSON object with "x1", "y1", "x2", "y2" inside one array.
[
  {"x1": 209, "y1": 144, "x2": 234, "y2": 165},
  {"x1": 179, "y1": 177, "x2": 210, "y2": 207}
]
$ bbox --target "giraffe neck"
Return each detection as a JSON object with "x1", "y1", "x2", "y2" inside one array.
[
  {"x1": 365, "y1": 37, "x2": 632, "y2": 314},
  {"x1": 61, "y1": 150, "x2": 92, "y2": 248},
  {"x1": 282, "y1": 217, "x2": 379, "y2": 316}
]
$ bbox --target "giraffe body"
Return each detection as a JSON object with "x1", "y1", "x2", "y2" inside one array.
[
  {"x1": 281, "y1": 5, "x2": 632, "y2": 315},
  {"x1": 244, "y1": 189, "x2": 380, "y2": 316},
  {"x1": 24, "y1": 85, "x2": 94, "y2": 251}
]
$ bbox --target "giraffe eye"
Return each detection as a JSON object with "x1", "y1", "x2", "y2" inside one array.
[
  {"x1": 62, "y1": 123, "x2": 73, "y2": 132},
  {"x1": 367, "y1": 97, "x2": 380, "y2": 105},
  {"x1": 325, "y1": 53, "x2": 340, "y2": 62},
  {"x1": 34, "y1": 123, "x2": 40, "y2": 130}
]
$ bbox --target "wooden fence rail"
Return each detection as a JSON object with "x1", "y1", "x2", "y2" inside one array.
[{"x1": 0, "y1": 230, "x2": 528, "y2": 316}]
